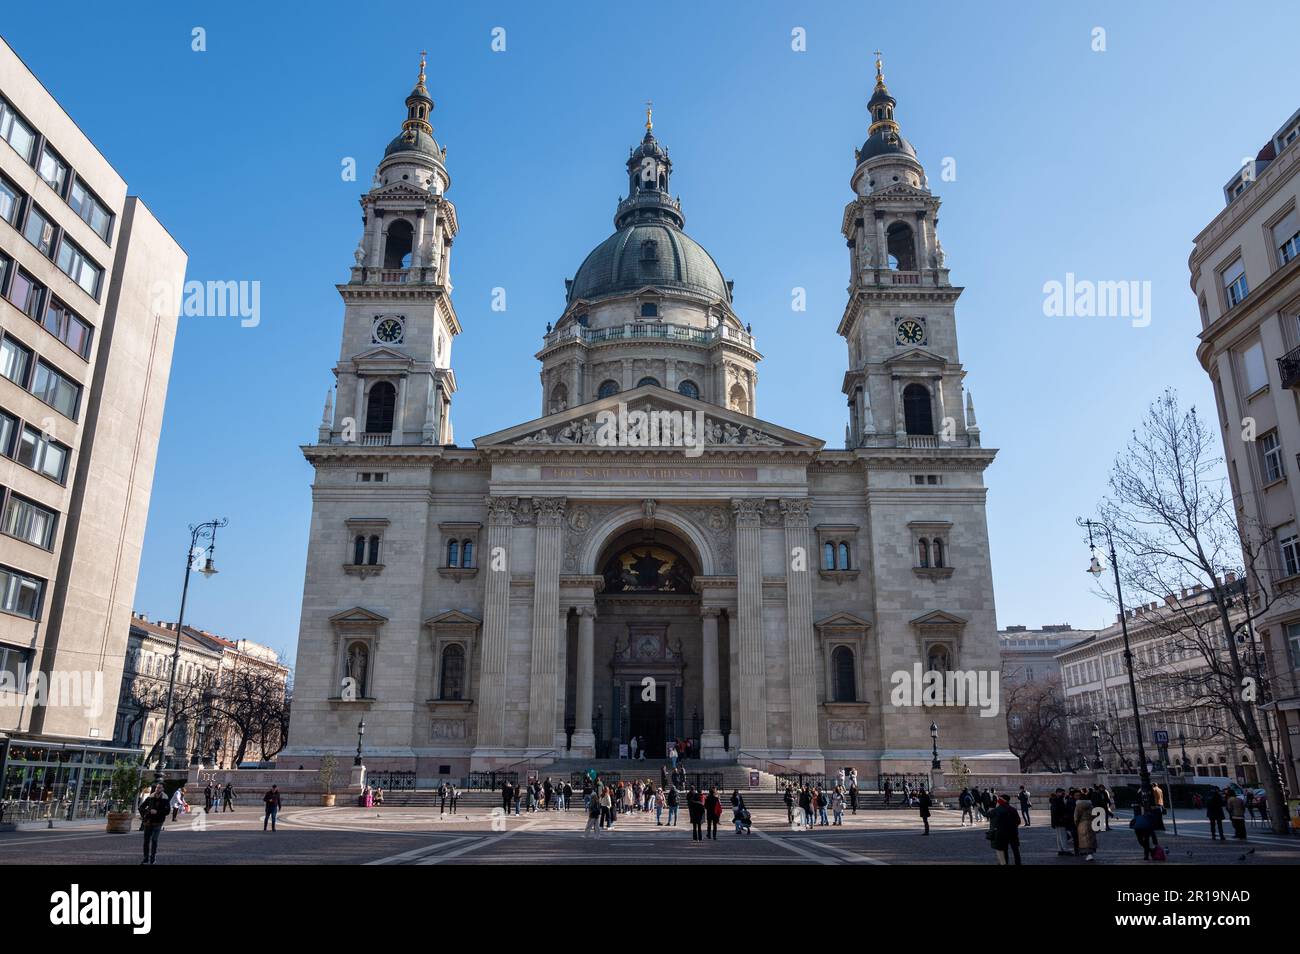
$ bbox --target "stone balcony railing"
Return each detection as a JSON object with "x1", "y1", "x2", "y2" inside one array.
[
  {"x1": 542, "y1": 320, "x2": 755, "y2": 351},
  {"x1": 359, "y1": 432, "x2": 392, "y2": 446}
]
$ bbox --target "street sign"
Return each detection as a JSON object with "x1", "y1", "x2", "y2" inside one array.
[{"x1": 1153, "y1": 729, "x2": 1169, "y2": 745}]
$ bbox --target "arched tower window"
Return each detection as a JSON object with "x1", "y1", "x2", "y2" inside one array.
[
  {"x1": 832, "y1": 646, "x2": 857, "y2": 702},
  {"x1": 918, "y1": 538, "x2": 930, "y2": 568},
  {"x1": 367, "y1": 535, "x2": 381, "y2": 565},
  {"x1": 932, "y1": 538, "x2": 945, "y2": 569},
  {"x1": 637, "y1": 377, "x2": 660, "y2": 388},
  {"x1": 597, "y1": 380, "x2": 620, "y2": 399},
  {"x1": 837, "y1": 542, "x2": 851, "y2": 570},
  {"x1": 439, "y1": 644, "x2": 465, "y2": 700},
  {"x1": 366, "y1": 381, "x2": 397, "y2": 433},
  {"x1": 823, "y1": 542, "x2": 836, "y2": 571},
  {"x1": 354, "y1": 535, "x2": 366, "y2": 566},
  {"x1": 677, "y1": 380, "x2": 699, "y2": 399},
  {"x1": 728, "y1": 383, "x2": 747, "y2": 413},
  {"x1": 460, "y1": 539, "x2": 473, "y2": 568},
  {"x1": 447, "y1": 539, "x2": 459, "y2": 568},
  {"x1": 903, "y1": 383, "x2": 933, "y2": 435},
  {"x1": 886, "y1": 221, "x2": 916, "y2": 270},
  {"x1": 383, "y1": 219, "x2": 414, "y2": 268}
]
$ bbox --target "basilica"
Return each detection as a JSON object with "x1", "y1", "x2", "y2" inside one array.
[{"x1": 283, "y1": 55, "x2": 1016, "y2": 777}]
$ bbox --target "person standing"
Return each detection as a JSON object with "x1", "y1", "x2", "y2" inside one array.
[
  {"x1": 1074, "y1": 789, "x2": 1098, "y2": 861},
  {"x1": 222, "y1": 783, "x2": 235, "y2": 812},
  {"x1": 169, "y1": 785, "x2": 188, "y2": 822},
  {"x1": 988, "y1": 795, "x2": 1022, "y2": 865},
  {"x1": 883, "y1": 779, "x2": 892, "y2": 807},
  {"x1": 139, "y1": 783, "x2": 169, "y2": 865},
  {"x1": 584, "y1": 789, "x2": 602, "y2": 837},
  {"x1": 1049, "y1": 788, "x2": 1071, "y2": 855},
  {"x1": 798, "y1": 785, "x2": 813, "y2": 828},
  {"x1": 831, "y1": 786, "x2": 845, "y2": 826},
  {"x1": 687, "y1": 788, "x2": 706, "y2": 843},
  {"x1": 263, "y1": 785, "x2": 282, "y2": 831},
  {"x1": 449, "y1": 784, "x2": 460, "y2": 814},
  {"x1": 704, "y1": 786, "x2": 721, "y2": 840},
  {"x1": 1206, "y1": 787, "x2": 1226, "y2": 841},
  {"x1": 1017, "y1": 786, "x2": 1032, "y2": 826},
  {"x1": 1226, "y1": 788, "x2": 1247, "y2": 840},
  {"x1": 666, "y1": 784, "x2": 679, "y2": 826},
  {"x1": 918, "y1": 786, "x2": 932, "y2": 835},
  {"x1": 959, "y1": 789, "x2": 974, "y2": 827},
  {"x1": 203, "y1": 783, "x2": 213, "y2": 814},
  {"x1": 783, "y1": 783, "x2": 795, "y2": 825}
]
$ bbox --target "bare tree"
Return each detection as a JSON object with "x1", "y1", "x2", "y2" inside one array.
[
  {"x1": 1005, "y1": 677, "x2": 1072, "y2": 771},
  {"x1": 1091, "y1": 390, "x2": 1290, "y2": 833},
  {"x1": 208, "y1": 659, "x2": 290, "y2": 767}
]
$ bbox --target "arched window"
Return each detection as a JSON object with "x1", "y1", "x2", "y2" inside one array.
[
  {"x1": 460, "y1": 539, "x2": 474, "y2": 568},
  {"x1": 832, "y1": 646, "x2": 857, "y2": 702},
  {"x1": 677, "y1": 380, "x2": 699, "y2": 399},
  {"x1": 903, "y1": 383, "x2": 933, "y2": 435},
  {"x1": 344, "y1": 641, "x2": 369, "y2": 697},
  {"x1": 447, "y1": 538, "x2": 459, "y2": 568},
  {"x1": 637, "y1": 377, "x2": 660, "y2": 388},
  {"x1": 383, "y1": 219, "x2": 414, "y2": 268},
  {"x1": 928, "y1": 644, "x2": 951, "y2": 673},
  {"x1": 823, "y1": 542, "x2": 836, "y2": 570},
  {"x1": 918, "y1": 538, "x2": 930, "y2": 568},
  {"x1": 366, "y1": 381, "x2": 397, "y2": 433},
  {"x1": 728, "y1": 383, "x2": 747, "y2": 412},
  {"x1": 932, "y1": 538, "x2": 945, "y2": 569},
  {"x1": 549, "y1": 383, "x2": 568, "y2": 413},
  {"x1": 353, "y1": 534, "x2": 366, "y2": 565},
  {"x1": 837, "y1": 542, "x2": 851, "y2": 570},
  {"x1": 439, "y1": 644, "x2": 465, "y2": 700},
  {"x1": 597, "y1": 380, "x2": 620, "y2": 399},
  {"x1": 367, "y1": 535, "x2": 381, "y2": 565},
  {"x1": 886, "y1": 221, "x2": 916, "y2": 270}
]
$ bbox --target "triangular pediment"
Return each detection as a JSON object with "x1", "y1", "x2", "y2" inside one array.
[
  {"x1": 330, "y1": 607, "x2": 389, "y2": 624},
  {"x1": 883, "y1": 346, "x2": 947, "y2": 367},
  {"x1": 372, "y1": 182, "x2": 431, "y2": 201},
  {"x1": 474, "y1": 384, "x2": 823, "y2": 451},
  {"x1": 424, "y1": 609, "x2": 482, "y2": 628},
  {"x1": 351, "y1": 346, "x2": 414, "y2": 369},
  {"x1": 909, "y1": 610, "x2": 968, "y2": 628},
  {"x1": 815, "y1": 612, "x2": 873, "y2": 630}
]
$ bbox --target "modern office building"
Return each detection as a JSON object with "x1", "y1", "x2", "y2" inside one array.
[
  {"x1": 1192, "y1": 105, "x2": 1300, "y2": 792},
  {"x1": 0, "y1": 35, "x2": 186, "y2": 755}
]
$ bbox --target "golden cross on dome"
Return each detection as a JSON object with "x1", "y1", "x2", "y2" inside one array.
[{"x1": 645, "y1": 99, "x2": 654, "y2": 132}]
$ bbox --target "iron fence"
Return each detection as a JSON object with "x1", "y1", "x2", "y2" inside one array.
[
  {"x1": 878, "y1": 773, "x2": 930, "y2": 793},
  {"x1": 465, "y1": 771, "x2": 518, "y2": 791},
  {"x1": 365, "y1": 771, "x2": 416, "y2": 792},
  {"x1": 773, "y1": 773, "x2": 829, "y2": 792}
]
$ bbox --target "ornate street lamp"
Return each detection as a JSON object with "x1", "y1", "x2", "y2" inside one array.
[
  {"x1": 930, "y1": 721, "x2": 940, "y2": 770},
  {"x1": 153, "y1": 518, "x2": 227, "y2": 783},
  {"x1": 1080, "y1": 517, "x2": 1152, "y2": 803},
  {"x1": 1092, "y1": 722, "x2": 1103, "y2": 771},
  {"x1": 354, "y1": 719, "x2": 366, "y2": 767}
]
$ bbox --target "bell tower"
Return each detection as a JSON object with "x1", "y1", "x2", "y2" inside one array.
[
  {"x1": 838, "y1": 55, "x2": 979, "y2": 450},
  {"x1": 319, "y1": 53, "x2": 461, "y2": 447}
]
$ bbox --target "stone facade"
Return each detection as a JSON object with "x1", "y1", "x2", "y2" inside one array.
[{"x1": 283, "y1": 57, "x2": 1016, "y2": 781}]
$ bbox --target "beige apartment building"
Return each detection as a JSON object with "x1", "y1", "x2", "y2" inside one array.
[
  {"x1": 0, "y1": 35, "x2": 186, "y2": 751},
  {"x1": 1192, "y1": 105, "x2": 1300, "y2": 792}
]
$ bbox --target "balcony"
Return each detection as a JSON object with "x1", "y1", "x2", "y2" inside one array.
[
  {"x1": 380, "y1": 269, "x2": 409, "y2": 284},
  {"x1": 541, "y1": 320, "x2": 755, "y2": 351},
  {"x1": 890, "y1": 271, "x2": 921, "y2": 285},
  {"x1": 359, "y1": 432, "x2": 392, "y2": 446},
  {"x1": 1279, "y1": 345, "x2": 1300, "y2": 390}
]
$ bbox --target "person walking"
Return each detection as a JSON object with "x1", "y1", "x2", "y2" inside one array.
[
  {"x1": 1206, "y1": 787, "x2": 1226, "y2": 841},
  {"x1": 1017, "y1": 786, "x2": 1032, "y2": 826},
  {"x1": 705, "y1": 787, "x2": 722, "y2": 840},
  {"x1": 988, "y1": 795, "x2": 1022, "y2": 865},
  {"x1": 959, "y1": 788, "x2": 975, "y2": 827},
  {"x1": 918, "y1": 786, "x2": 932, "y2": 835},
  {"x1": 1074, "y1": 789, "x2": 1098, "y2": 861},
  {"x1": 222, "y1": 783, "x2": 235, "y2": 812},
  {"x1": 203, "y1": 783, "x2": 213, "y2": 814},
  {"x1": 139, "y1": 783, "x2": 169, "y2": 865},
  {"x1": 169, "y1": 784, "x2": 189, "y2": 822},
  {"x1": 831, "y1": 786, "x2": 845, "y2": 826},
  {"x1": 262, "y1": 785, "x2": 282, "y2": 831},
  {"x1": 686, "y1": 787, "x2": 705, "y2": 842},
  {"x1": 1226, "y1": 788, "x2": 1248, "y2": 840},
  {"x1": 883, "y1": 779, "x2": 892, "y2": 807},
  {"x1": 816, "y1": 787, "x2": 830, "y2": 826},
  {"x1": 1131, "y1": 807, "x2": 1158, "y2": 860},
  {"x1": 449, "y1": 784, "x2": 460, "y2": 814},
  {"x1": 849, "y1": 777, "x2": 859, "y2": 815},
  {"x1": 783, "y1": 783, "x2": 795, "y2": 825},
  {"x1": 1049, "y1": 788, "x2": 1071, "y2": 855},
  {"x1": 666, "y1": 784, "x2": 679, "y2": 826},
  {"x1": 583, "y1": 789, "x2": 602, "y2": 837}
]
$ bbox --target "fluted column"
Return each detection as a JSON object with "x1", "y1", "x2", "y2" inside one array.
[
  {"x1": 700, "y1": 608, "x2": 725, "y2": 758},
  {"x1": 527, "y1": 497, "x2": 566, "y2": 749},
  {"x1": 782, "y1": 498, "x2": 822, "y2": 763},
  {"x1": 571, "y1": 605, "x2": 596, "y2": 756},
  {"x1": 732, "y1": 498, "x2": 768, "y2": 752},
  {"x1": 473, "y1": 497, "x2": 515, "y2": 755}
]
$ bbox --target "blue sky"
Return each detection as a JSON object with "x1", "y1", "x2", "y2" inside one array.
[{"x1": 4, "y1": 1, "x2": 1298, "y2": 659}]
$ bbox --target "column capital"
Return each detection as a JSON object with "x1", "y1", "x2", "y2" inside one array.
[
  {"x1": 779, "y1": 497, "x2": 812, "y2": 524},
  {"x1": 534, "y1": 496, "x2": 568, "y2": 526},
  {"x1": 485, "y1": 495, "x2": 518, "y2": 526},
  {"x1": 700, "y1": 607, "x2": 723, "y2": 620},
  {"x1": 576, "y1": 605, "x2": 598, "y2": 619},
  {"x1": 731, "y1": 497, "x2": 765, "y2": 526}
]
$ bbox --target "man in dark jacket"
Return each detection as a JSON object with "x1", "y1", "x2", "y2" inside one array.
[
  {"x1": 1049, "y1": 788, "x2": 1071, "y2": 855},
  {"x1": 989, "y1": 795, "x2": 1022, "y2": 864},
  {"x1": 1206, "y1": 789, "x2": 1226, "y2": 840},
  {"x1": 687, "y1": 787, "x2": 706, "y2": 841},
  {"x1": 263, "y1": 785, "x2": 282, "y2": 831},
  {"x1": 139, "y1": 783, "x2": 169, "y2": 865},
  {"x1": 918, "y1": 787, "x2": 932, "y2": 835},
  {"x1": 704, "y1": 787, "x2": 722, "y2": 840}
]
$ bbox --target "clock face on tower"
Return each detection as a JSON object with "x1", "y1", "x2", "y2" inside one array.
[
  {"x1": 895, "y1": 317, "x2": 926, "y2": 346},
  {"x1": 373, "y1": 315, "x2": 404, "y2": 344}
]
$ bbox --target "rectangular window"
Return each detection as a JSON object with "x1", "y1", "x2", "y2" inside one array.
[
  {"x1": 22, "y1": 204, "x2": 56, "y2": 257},
  {"x1": 0, "y1": 97, "x2": 36, "y2": 162},
  {"x1": 1288, "y1": 622, "x2": 1300, "y2": 668},
  {"x1": 1223, "y1": 258, "x2": 1249, "y2": 308},
  {"x1": 1242, "y1": 341, "x2": 1269, "y2": 394},
  {"x1": 37, "y1": 145, "x2": 68, "y2": 196},
  {"x1": 1281, "y1": 529, "x2": 1300, "y2": 578},
  {"x1": 0, "y1": 337, "x2": 32, "y2": 388},
  {"x1": 1261, "y1": 431, "x2": 1285, "y2": 482},
  {"x1": 0, "y1": 565, "x2": 44, "y2": 619},
  {"x1": 68, "y1": 179, "x2": 113, "y2": 242},
  {"x1": 0, "y1": 411, "x2": 14, "y2": 457},
  {"x1": 55, "y1": 240, "x2": 101, "y2": 298},
  {"x1": 42, "y1": 299, "x2": 92, "y2": 359},
  {"x1": 31, "y1": 361, "x2": 80, "y2": 419},
  {"x1": 2, "y1": 494, "x2": 56, "y2": 549},
  {"x1": 0, "y1": 175, "x2": 20, "y2": 226},
  {"x1": 0, "y1": 641, "x2": 29, "y2": 687},
  {"x1": 1275, "y1": 210, "x2": 1300, "y2": 267},
  {"x1": 17, "y1": 425, "x2": 69, "y2": 482}
]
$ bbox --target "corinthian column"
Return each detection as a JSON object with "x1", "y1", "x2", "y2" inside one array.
[
  {"x1": 527, "y1": 497, "x2": 566, "y2": 750},
  {"x1": 472, "y1": 497, "x2": 515, "y2": 757},
  {"x1": 731, "y1": 498, "x2": 768, "y2": 753},
  {"x1": 782, "y1": 498, "x2": 823, "y2": 766}
]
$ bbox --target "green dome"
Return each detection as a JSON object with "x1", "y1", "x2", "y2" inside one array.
[
  {"x1": 569, "y1": 223, "x2": 729, "y2": 304},
  {"x1": 384, "y1": 127, "x2": 442, "y2": 160}
]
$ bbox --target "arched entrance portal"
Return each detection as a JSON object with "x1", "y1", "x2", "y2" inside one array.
[{"x1": 567, "y1": 524, "x2": 728, "y2": 759}]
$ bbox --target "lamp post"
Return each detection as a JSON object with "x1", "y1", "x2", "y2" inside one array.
[
  {"x1": 930, "y1": 722, "x2": 940, "y2": 770},
  {"x1": 153, "y1": 518, "x2": 227, "y2": 783},
  {"x1": 1092, "y1": 722, "x2": 1103, "y2": 772},
  {"x1": 1080, "y1": 517, "x2": 1152, "y2": 804},
  {"x1": 354, "y1": 719, "x2": 366, "y2": 767}
]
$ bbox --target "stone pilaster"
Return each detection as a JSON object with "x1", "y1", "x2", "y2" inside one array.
[
  {"x1": 473, "y1": 496, "x2": 515, "y2": 753},
  {"x1": 782, "y1": 497, "x2": 823, "y2": 765},
  {"x1": 527, "y1": 496, "x2": 566, "y2": 750},
  {"x1": 699, "y1": 607, "x2": 725, "y2": 758},
  {"x1": 572, "y1": 605, "x2": 596, "y2": 756},
  {"x1": 731, "y1": 497, "x2": 768, "y2": 752}
]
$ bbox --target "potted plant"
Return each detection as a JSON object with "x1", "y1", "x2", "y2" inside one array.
[
  {"x1": 318, "y1": 755, "x2": 337, "y2": 807},
  {"x1": 106, "y1": 760, "x2": 144, "y2": 833}
]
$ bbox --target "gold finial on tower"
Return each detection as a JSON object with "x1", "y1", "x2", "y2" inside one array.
[
  {"x1": 418, "y1": 50, "x2": 428, "y2": 89},
  {"x1": 645, "y1": 99, "x2": 654, "y2": 132},
  {"x1": 873, "y1": 49, "x2": 886, "y2": 89}
]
